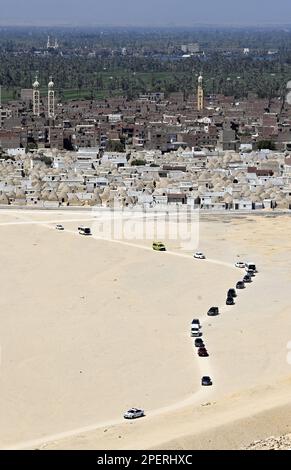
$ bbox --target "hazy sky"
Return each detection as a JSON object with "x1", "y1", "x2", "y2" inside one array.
[{"x1": 1, "y1": 0, "x2": 291, "y2": 26}]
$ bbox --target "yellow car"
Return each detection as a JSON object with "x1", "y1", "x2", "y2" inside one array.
[{"x1": 152, "y1": 242, "x2": 166, "y2": 252}]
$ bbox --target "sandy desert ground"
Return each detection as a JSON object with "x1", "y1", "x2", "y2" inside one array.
[{"x1": 0, "y1": 209, "x2": 290, "y2": 450}]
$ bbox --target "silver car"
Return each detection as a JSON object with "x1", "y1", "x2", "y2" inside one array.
[
  {"x1": 235, "y1": 261, "x2": 245, "y2": 269},
  {"x1": 124, "y1": 408, "x2": 145, "y2": 420}
]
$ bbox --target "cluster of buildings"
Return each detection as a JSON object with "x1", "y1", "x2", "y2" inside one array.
[
  {"x1": 0, "y1": 74, "x2": 291, "y2": 210},
  {"x1": 0, "y1": 146, "x2": 290, "y2": 211},
  {"x1": 1, "y1": 74, "x2": 290, "y2": 154}
]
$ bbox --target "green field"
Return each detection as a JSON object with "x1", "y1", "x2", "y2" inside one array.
[
  {"x1": 0, "y1": 68, "x2": 287, "y2": 104},
  {"x1": 0, "y1": 87, "x2": 123, "y2": 103},
  {"x1": 61, "y1": 88, "x2": 123, "y2": 101},
  {"x1": 0, "y1": 88, "x2": 18, "y2": 103},
  {"x1": 0, "y1": 70, "x2": 171, "y2": 103}
]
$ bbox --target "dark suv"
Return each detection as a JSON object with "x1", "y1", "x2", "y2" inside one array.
[
  {"x1": 226, "y1": 297, "x2": 235, "y2": 305},
  {"x1": 198, "y1": 347, "x2": 209, "y2": 357},
  {"x1": 202, "y1": 376, "x2": 213, "y2": 386},
  {"x1": 207, "y1": 307, "x2": 219, "y2": 317},
  {"x1": 236, "y1": 281, "x2": 245, "y2": 289},
  {"x1": 195, "y1": 338, "x2": 204, "y2": 348},
  {"x1": 227, "y1": 288, "x2": 237, "y2": 298}
]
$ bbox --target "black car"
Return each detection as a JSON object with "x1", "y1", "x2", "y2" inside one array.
[
  {"x1": 227, "y1": 288, "x2": 237, "y2": 298},
  {"x1": 195, "y1": 338, "x2": 204, "y2": 348},
  {"x1": 201, "y1": 376, "x2": 213, "y2": 386},
  {"x1": 246, "y1": 269, "x2": 255, "y2": 277},
  {"x1": 236, "y1": 281, "x2": 245, "y2": 289},
  {"x1": 226, "y1": 297, "x2": 235, "y2": 305},
  {"x1": 243, "y1": 275, "x2": 252, "y2": 283},
  {"x1": 198, "y1": 347, "x2": 209, "y2": 357},
  {"x1": 207, "y1": 307, "x2": 219, "y2": 317}
]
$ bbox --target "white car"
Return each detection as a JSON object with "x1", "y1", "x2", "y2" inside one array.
[
  {"x1": 124, "y1": 408, "x2": 145, "y2": 420},
  {"x1": 194, "y1": 252, "x2": 206, "y2": 259},
  {"x1": 235, "y1": 261, "x2": 245, "y2": 268},
  {"x1": 191, "y1": 319, "x2": 202, "y2": 337},
  {"x1": 192, "y1": 318, "x2": 201, "y2": 328},
  {"x1": 56, "y1": 224, "x2": 64, "y2": 231}
]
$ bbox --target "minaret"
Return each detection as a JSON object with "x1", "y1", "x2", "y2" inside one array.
[
  {"x1": 47, "y1": 36, "x2": 51, "y2": 49},
  {"x1": 197, "y1": 72, "x2": 204, "y2": 111},
  {"x1": 48, "y1": 76, "x2": 55, "y2": 119},
  {"x1": 33, "y1": 75, "x2": 40, "y2": 117}
]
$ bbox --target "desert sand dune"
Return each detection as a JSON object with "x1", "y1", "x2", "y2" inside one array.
[{"x1": 0, "y1": 210, "x2": 291, "y2": 450}]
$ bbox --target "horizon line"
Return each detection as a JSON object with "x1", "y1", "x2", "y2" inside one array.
[{"x1": 1, "y1": 21, "x2": 291, "y2": 29}]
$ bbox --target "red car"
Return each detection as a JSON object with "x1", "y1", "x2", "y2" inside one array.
[{"x1": 198, "y1": 347, "x2": 209, "y2": 357}]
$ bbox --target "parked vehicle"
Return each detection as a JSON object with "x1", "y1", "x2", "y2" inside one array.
[
  {"x1": 195, "y1": 338, "x2": 204, "y2": 348},
  {"x1": 194, "y1": 252, "x2": 206, "y2": 259},
  {"x1": 236, "y1": 281, "x2": 245, "y2": 289},
  {"x1": 235, "y1": 261, "x2": 245, "y2": 268},
  {"x1": 245, "y1": 263, "x2": 257, "y2": 273},
  {"x1": 55, "y1": 224, "x2": 64, "y2": 231},
  {"x1": 226, "y1": 297, "x2": 235, "y2": 305},
  {"x1": 243, "y1": 275, "x2": 252, "y2": 283},
  {"x1": 124, "y1": 408, "x2": 145, "y2": 420},
  {"x1": 191, "y1": 319, "x2": 202, "y2": 337},
  {"x1": 152, "y1": 242, "x2": 166, "y2": 252},
  {"x1": 78, "y1": 226, "x2": 92, "y2": 236},
  {"x1": 191, "y1": 327, "x2": 201, "y2": 337},
  {"x1": 246, "y1": 269, "x2": 255, "y2": 277},
  {"x1": 207, "y1": 307, "x2": 219, "y2": 317},
  {"x1": 198, "y1": 347, "x2": 209, "y2": 357},
  {"x1": 227, "y1": 288, "x2": 237, "y2": 298},
  {"x1": 201, "y1": 376, "x2": 213, "y2": 386}
]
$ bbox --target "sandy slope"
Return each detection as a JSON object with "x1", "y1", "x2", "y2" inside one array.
[
  {"x1": 42, "y1": 378, "x2": 291, "y2": 450},
  {"x1": 0, "y1": 210, "x2": 291, "y2": 449},
  {"x1": 0, "y1": 210, "x2": 236, "y2": 449}
]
